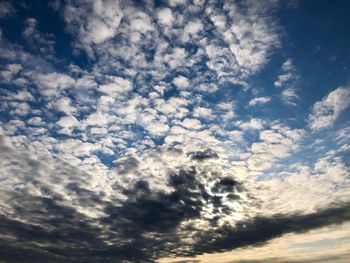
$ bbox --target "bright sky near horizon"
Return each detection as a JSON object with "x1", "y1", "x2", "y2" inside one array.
[{"x1": 0, "y1": 0, "x2": 350, "y2": 262}]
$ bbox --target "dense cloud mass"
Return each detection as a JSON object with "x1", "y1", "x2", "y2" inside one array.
[
  {"x1": 1, "y1": 139, "x2": 350, "y2": 262},
  {"x1": 0, "y1": 0, "x2": 350, "y2": 262}
]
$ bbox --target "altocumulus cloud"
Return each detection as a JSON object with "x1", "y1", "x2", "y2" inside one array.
[
  {"x1": 1, "y1": 137, "x2": 350, "y2": 262},
  {"x1": 0, "y1": 0, "x2": 350, "y2": 262}
]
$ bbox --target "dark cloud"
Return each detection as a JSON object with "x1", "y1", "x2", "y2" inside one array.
[
  {"x1": 0, "y1": 1, "x2": 15, "y2": 19},
  {"x1": 113, "y1": 156, "x2": 140, "y2": 174},
  {"x1": 191, "y1": 202, "x2": 350, "y2": 256},
  {"x1": 1, "y1": 145, "x2": 350, "y2": 262},
  {"x1": 187, "y1": 149, "x2": 219, "y2": 161}
]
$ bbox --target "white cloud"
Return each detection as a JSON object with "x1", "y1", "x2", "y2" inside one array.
[
  {"x1": 236, "y1": 118, "x2": 265, "y2": 130},
  {"x1": 57, "y1": 116, "x2": 79, "y2": 135},
  {"x1": 11, "y1": 90, "x2": 34, "y2": 101},
  {"x1": 181, "y1": 118, "x2": 203, "y2": 130},
  {"x1": 63, "y1": 0, "x2": 124, "y2": 55},
  {"x1": 34, "y1": 72, "x2": 75, "y2": 96},
  {"x1": 274, "y1": 58, "x2": 296, "y2": 87},
  {"x1": 210, "y1": 14, "x2": 227, "y2": 31},
  {"x1": 274, "y1": 72, "x2": 293, "y2": 87},
  {"x1": 22, "y1": 18, "x2": 55, "y2": 56},
  {"x1": 249, "y1": 97, "x2": 271, "y2": 106},
  {"x1": 85, "y1": 112, "x2": 112, "y2": 127},
  {"x1": 99, "y1": 76, "x2": 133, "y2": 97},
  {"x1": 172, "y1": 75, "x2": 190, "y2": 90},
  {"x1": 27, "y1": 117, "x2": 43, "y2": 126},
  {"x1": 55, "y1": 139, "x2": 100, "y2": 157},
  {"x1": 128, "y1": 11, "x2": 154, "y2": 35},
  {"x1": 183, "y1": 19, "x2": 203, "y2": 41},
  {"x1": 11, "y1": 102, "x2": 30, "y2": 116},
  {"x1": 157, "y1": 8, "x2": 174, "y2": 26},
  {"x1": 167, "y1": 0, "x2": 187, "y2": 7},
  {"x1": 196, "y1": 83, "x2": 218, "y2": 93},
  {"x1": 221, "y1": 1, "x2": 280, "y2": 75},
  {"x1": 0, "y1": 63, "x2": 22, "y2": 82},
  {"x1": 145, "y1": 122, "x2": 169, "y2": 136},
  {"x1": 193, "y1": 107, "x2": 213, "y2": 119},
  {"x1": 247, "y1": 126, "x2": 304, "y2": 172},
  {"x1": 282, "y1": 87, "x2": 298, "y2": 105},
  {"x1": 55, "y1": 97, "x2": 77, "y2": 115},
  {"x1": 309, "y1": 87, "x2": 350, "y2": 130}
]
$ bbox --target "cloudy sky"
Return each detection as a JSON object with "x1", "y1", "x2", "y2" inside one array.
[{"x1": 0, "y1": 0, "x2": 349, "y2": 262}]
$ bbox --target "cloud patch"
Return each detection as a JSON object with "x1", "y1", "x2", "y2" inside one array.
[{"x1": 309, "y1": 87, "x2": 350, "y2": 130}]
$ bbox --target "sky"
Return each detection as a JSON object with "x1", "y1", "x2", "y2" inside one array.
[{"x1": 0, "y1": 0, "x2": 349, "y2": 262}]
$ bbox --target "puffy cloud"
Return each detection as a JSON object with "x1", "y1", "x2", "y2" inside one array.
[
  {"x1": 247, "y1": 126, "x2": 304, "y2": 171},
  {"x1": 157, "y1": 7, "x2": 174, "y2": 26},
  {"x1": 54, "y1": 97, "x2": 77, "y2": 115},
  {"x1": 10, "y1": 102, "x2": 30, "y2": 116},
  {"x1": 183, "y1": 19, "x2": 203, "y2": 40},
  {"x1": 63, "y1": 0, "x2": 124, "y2": 54},
  {"x1": 1, "y1": 138, "x2": 350, "y2": 262},
  {"x1": 55, "y1": 138, "x2": 100, "y2": 156},
  {"x1": 0, "y1": 63, "x2": 22, "y2": 82},
  {"x1": 99, "y1": 76, "x2": 133, "y2": 97},
  {"x1": 236, "y1": 118, "x2": 265, "y2": 130},
  {"x1": 309, "y1": 87, "x2": 350, "y2": 130},
  {"x1": 22, "y1": 18, "x2": 56, "y2": 56},
  {"x1": 84, "y1": 112, "x2": 113, "y2": 126},
  {"x1": 34, "y1": 72, "x2": 75, "y2": 97},
  {"x1": 0, "y1": 1, "x2": 349, "y2": 262},
  {"x1": 181, "y1": 118, "x2": 203, "y2": 130},
  {"x1": 193, "y1": 106, "x2": 213, "y2": 119},
  {"x1": 173, "y1": 75, "x2": 190, "y2": 90},
  {"x1": 220, "y1": 1, "x2": 280, "y2": 75},
  {"x1": 249, "y1": 96, "x2": 271, "y2": 106},
  {"x1": 27, "y1": 117, "x2": 43, "y2": 126},
  {"x1": 56, "y1": 116, "x2": 79, "y2": 135}
]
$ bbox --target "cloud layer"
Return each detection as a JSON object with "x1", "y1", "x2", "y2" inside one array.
[{"x1": 0, "y1": 0, "x2": 349, "y2": 262}]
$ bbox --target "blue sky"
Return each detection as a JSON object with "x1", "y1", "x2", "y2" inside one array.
[{"x1": 0, "y1": 0, "x2": 349, "y2": 262}]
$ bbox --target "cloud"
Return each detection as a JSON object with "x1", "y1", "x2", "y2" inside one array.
[
  {"x1": 246, "y1": 125, "x2": 304, "y2": 172},
  {"x1": 191, "y1": 203, "x2": 350, "y2": 256},
  {"x1": 56, "y1": 116, "x2": 79, "y2": 135},
  {"x1": 54, "y1": 97, "x2": 77, "y2": 115},
  {"x1": 0, "y1": 63, "x2": 22, "y2": 82},
  {"x1": 99, "y1": 76, "x2": 133, "y2": 97},
  {"x1": 282, "y1": 87, "x2": 299, "y2": 105},
  {"x1": 193, "y1": 107, "x2": 213, "y2": 119},
  {"x1": 309, "y1": 87, "x2": 350, "y2": 130},
  {"x1": 1, "y1": 138, "x2": 350, "y2": 262},
  {"x1": 157, "y1": 8, "x2": 174, "y2": 26},
  {"x1": 249, "y1": 96, "x2": 271, "y2": 106},
  {"x1": 236, "y1": 118, "x2": 265, "y2": 130},
  {"x1": 0, "y1": 1, "x2": 15, "y2": 19},
  {"x1": 33, "y1": 72, "x2": 75, "y2": 97},
  {"x1": 274, "y1": 58, "x2": 296, "y2": 87},
  {"x1": 181, "y1": 118, "x2": 203, "y2": 130},
  {"x1": 219, "y1": 1, "x2": 280, "y2": 76},
  {"x1": 22, "y1": 18, "x2": 56, "y2": 56},
  {"x1": 173, "y1": 75, "x2": 190, "y2": 90},
  {"x1": 0, "y1": 1, "x2": 349, "y2": 262},
  {"x1": 63, "y1": 0, "x2": 124, "y2": 54}
]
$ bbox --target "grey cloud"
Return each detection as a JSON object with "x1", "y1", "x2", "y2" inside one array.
[
  {"x1": 191, "y1": 203, "x2": 350, "y2": 257},
  {"x1": 1, "y1": 140, "x2": 350, "y2": 262},
  {"x1": 0, "y1": 1, "x2": 15, "y2": 19},
  {"x1": 187, "y1": 149, "x2": 219, "y2": 161}
]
